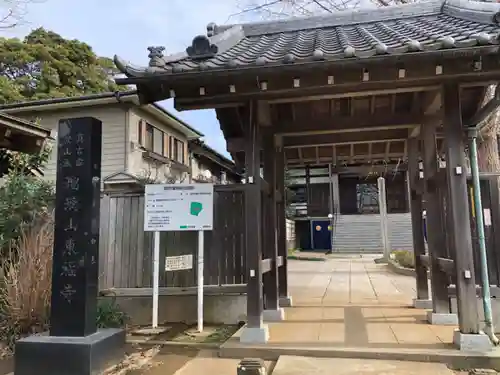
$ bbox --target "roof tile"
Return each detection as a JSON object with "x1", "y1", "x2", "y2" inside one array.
[{"x1": 114, "y1": 0, "x2": 500, "y2": 78}]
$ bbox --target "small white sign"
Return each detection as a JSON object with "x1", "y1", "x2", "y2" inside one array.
[
  {"x1": 165, "y1": 254, "x2": 193, "y2": 271},
  {"x1": 484, "y1": 208, "x2": 492, "y2": 227},
  {"x1": 144, "y1": 183, "x2": 214, "y2": 232}
]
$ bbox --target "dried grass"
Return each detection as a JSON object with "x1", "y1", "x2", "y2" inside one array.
[{"x1": 0, "y1": 212, "x2": 53, "y2": 351}]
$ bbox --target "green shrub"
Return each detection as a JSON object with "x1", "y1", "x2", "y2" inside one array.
[
  {"x1": 0, "y1": 147, "x2": 54, "y2": 252},
  {"x1": 96, "y1": 297, "x2": 128, "y2": 329},
  {"x1": 391, "y1": 250, "x2": 415, "y2": 269}
]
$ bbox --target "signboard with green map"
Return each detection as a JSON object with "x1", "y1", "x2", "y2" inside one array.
[{"x1": 144, "y1": 183, "x2": 214, "y2": 232}]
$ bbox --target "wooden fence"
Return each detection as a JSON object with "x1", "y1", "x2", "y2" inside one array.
[{"x1": 98, "y1": 185, "x2": 247, "y2": 290}]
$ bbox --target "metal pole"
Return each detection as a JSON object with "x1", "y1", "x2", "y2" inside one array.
[
  {"x1": 152, "y1": 231, "x2": 160, "y2": 329},
  {"x1": 197, "y1": 230, "x2": 204, "y2": 332},
  {"x1": 468, "y1": 128, "x2": 499, "y2": 345}
]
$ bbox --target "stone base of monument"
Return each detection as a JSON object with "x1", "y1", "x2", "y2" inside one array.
[{"x1": 14, "y1": 328, "x2": 125, "y2": 375}]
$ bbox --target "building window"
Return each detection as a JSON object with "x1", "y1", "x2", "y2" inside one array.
[
  {"x1": 145, "y1": 123, "x2": 154, "y2": 151},
  {"x1": 169, "y1": 137, "x2": 185, "y2": 164},
  {"x1": 139, "y1": 120, "x2": 168, "y2": 157},
  {"x1": 153, "y1": 127, "x2": 163, "y2": 155}
]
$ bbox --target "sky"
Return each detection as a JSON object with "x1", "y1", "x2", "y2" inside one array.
[{"x1": 5, "y1": 0, "x2": 252, "y2": 158}]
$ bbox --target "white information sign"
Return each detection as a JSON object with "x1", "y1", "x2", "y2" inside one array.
[
  {"x1": 484, "y1": 208, "x2": 492, "y2": 227},
  {"x1": 165, "y1": 254, "x2": 193, "y2": 271},
  {"x1": 144, "y1": 183, "x2": 214, "y2": 232}
]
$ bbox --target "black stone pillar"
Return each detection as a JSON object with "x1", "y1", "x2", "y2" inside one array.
[
  {"x1": 50, "y1": 117, "x2": 101, "y2": 337},
  {"x1": 15, "y1": 117, "x2": 125, "y2": 375}
]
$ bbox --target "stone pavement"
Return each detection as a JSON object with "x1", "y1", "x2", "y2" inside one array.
[
  {"x1": 272, "y1": 356, "x2": 454, "y2": 375},
  {"x1": 267, "y1": 254, "x2": 454, "y2": 348}
]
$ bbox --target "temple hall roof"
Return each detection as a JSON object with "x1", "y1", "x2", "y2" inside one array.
[{"x1": 115, "y1": 0, "x2": 500, "y2": 80}]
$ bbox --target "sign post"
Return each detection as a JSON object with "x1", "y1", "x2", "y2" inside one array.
[
  {"x1": 152, "y1": 231, "x2": 160, "y2": 329},
  {"x1": 144, "y1": 183, "x2": 214, "y2": 332},
  {"x1": 197, "y1": 231, "x2": 204, "y2": 332}
]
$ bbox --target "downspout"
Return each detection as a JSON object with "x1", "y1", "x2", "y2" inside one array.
[{"x1": 466, "y1": 83, "x2": 500, "y2": 345}]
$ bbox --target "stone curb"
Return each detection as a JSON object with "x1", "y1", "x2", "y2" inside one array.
[{"x1": 387, "y1": 259, "x2": 416, "y2": 277}]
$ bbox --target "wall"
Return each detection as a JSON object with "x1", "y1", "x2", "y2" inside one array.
[
  {"x1": 104, "y1": 293, "x2": 246, "y2": 326},
  {"x1": 127, "y1": 108, "x2": 189, "y2": 183},
  {"x1": 191, "y1": 156, "x2": 222, "y2": 183},
  {"x1": 14, "y1": 105, "x2": 127, "y2": 184}
]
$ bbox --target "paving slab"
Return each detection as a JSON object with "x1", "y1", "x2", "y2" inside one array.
[
  {"x1": 220, "y1": 255, "x2": 500, "y2": 369},
  {"x1": 172, "y1": 350, "x2": 272, "y2": 375},
  {"x1": 271, "y1": 356, "x2": 454, "y2": 375}
]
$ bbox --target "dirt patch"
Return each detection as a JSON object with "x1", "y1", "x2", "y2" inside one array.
[
  {"x1": 0, "y1": 356, "x2": 13, "y2": 375},
  {"x1": 129, "y1": 323, "x2": 240, "y2": 344}
]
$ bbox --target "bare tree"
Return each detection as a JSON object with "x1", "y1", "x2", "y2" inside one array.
[
  {"x1": 0, "y1": 0, "x2": 44, "y2": 29},
  {"x1": 233, "y1": 0, "x2": 417, "y2": 20}
]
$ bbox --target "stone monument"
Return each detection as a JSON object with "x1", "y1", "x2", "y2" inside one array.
[{"x1": 15, "y1": 117, "x2": 125, "y2": 375}]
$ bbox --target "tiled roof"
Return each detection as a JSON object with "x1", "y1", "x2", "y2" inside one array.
[{"x1": 114, "y1": 0, "x2": 500, "y2": 78}]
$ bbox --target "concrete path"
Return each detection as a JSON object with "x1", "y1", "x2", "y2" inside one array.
[
  {"x1": 272, "y1": 356, "x2": 454, "y2": 375},
  {"x1": 268, "y1": 254, "x2": 454, "y2": 348}
]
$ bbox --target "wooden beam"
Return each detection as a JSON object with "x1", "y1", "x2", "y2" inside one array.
[
  {"x1": 261, "y1": 258, "x2": 272, "y2": 274},
  {"x1": 422, "y1": 90, "x2": 442, "y2": 115},
  {"x1": 169, "y1": 51, "x2": 500, "y2": 110},
  {"x1": 276, "y1": 143, "x2": 288, "y2": 300},
  {"x1": 408, "y1": 137, "x2": 430, "y2": 302},
  {"x1": 421, "y1": 115, "x2": 450, "y2": 315},
  {"x1": 100, "y1": 285, "x2": 247, "y2": 297},
  {"x1": 258, "y1": 101, "x2": 272, "y2": 127},
  {"x1": 420, "y1": 254, "x2": 430, "y2": 268},
  {"x1": 442, "y1": 82, "x2": 480, "y2": 334},
  {"x1": 409, "y1": 125, "x2": 421, "y2": 138},
  {"x1": 448, "y1": 285, "x2": 500, "y2": 298},
  {"x1": 243, "y1": 101, "x2": 264, "y2": 329},
  {"x1": 228, "y1": 130, "x2": 409, "y2": 152},
  {"x1": 262, "y1": 132, "x2": 279, "y2": 311},
  {"x1": 275, "y1": 113, "x2": 423, "y2": 136},
  {"x1": 437, "y1": 257, "x2": 455, "y2": 276},
  {"x1": 385, "y1": 141, "x2": 391, "y2": 160},
  {"x1": 284, "y1": 130, "x2": 409, "y2": 148},
  {"x1": 286, "y1": 153, "x2": 405, "y2": 165}
]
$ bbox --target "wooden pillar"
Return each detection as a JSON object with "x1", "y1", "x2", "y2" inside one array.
[
  {"x1": 442, "y1": 83, "x2": 479, "y2": 334},
  {"x1": 262, "y1": 134, "x2": 279, "y2": 312},
  {"x1": 243, "y1": 102, "x2": 264, "y2": 330},
  {"x1": 421, "y1": 119, "x2": 450, "y2": 316},
  {"x1": 276, "y1": 136, "x2": 290, "y2": 305},
  {"x1": 407, "y1": 137, "x2": 430, "y2": 302}
]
